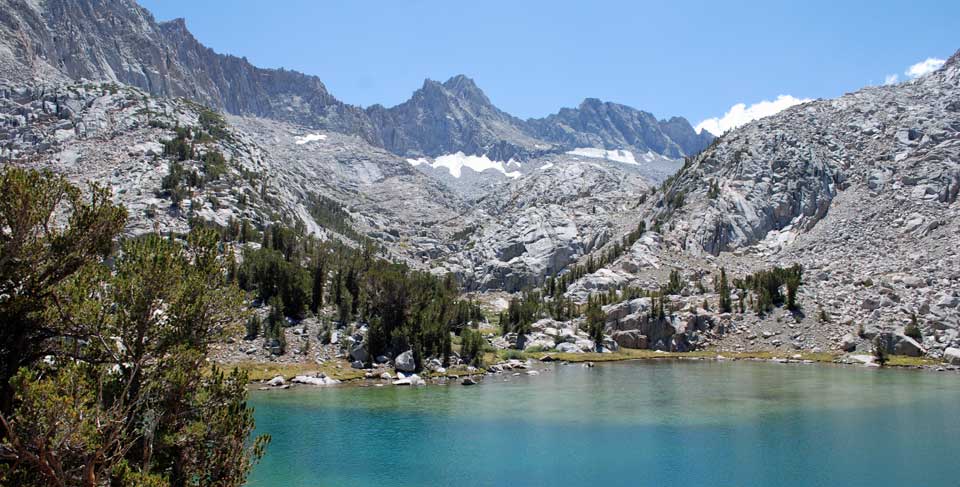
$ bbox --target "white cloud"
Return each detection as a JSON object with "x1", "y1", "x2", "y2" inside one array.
[
  {"x1": 905, "y1": 58, "x2": 945, "y2": 78},
  {"x1": 695, "y1": 95, "x2": 811, "y2": 136},
  {"x1": 884, "y1": 74, "x2": 899, "y2": 85}
]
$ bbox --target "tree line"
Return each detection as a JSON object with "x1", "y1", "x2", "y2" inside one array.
[{"x1": 231, "y1": 219, "x2": 485, "y2": 369}]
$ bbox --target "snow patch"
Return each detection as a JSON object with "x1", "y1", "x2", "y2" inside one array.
[
  {"x1": 295, "y1": 133, "x2": 327, "y2": 145},
  {"x1": 567, "y1": 147, "x2": 640, "y2": 165},
  {"x1": 539, "y1": 163, "x2": 554, "y2": 171},
  {"x1": 406, "y1": 152, "x2": 521, "y2": 179}
]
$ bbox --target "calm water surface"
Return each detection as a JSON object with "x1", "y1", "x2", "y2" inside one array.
[{"x1": 246, "y1": 361, "x2": 960, "y2": 487}]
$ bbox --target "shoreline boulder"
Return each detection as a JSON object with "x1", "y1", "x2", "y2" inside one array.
[{"x1": 395, "y1": 350, "x2": 416, "y2": 372}]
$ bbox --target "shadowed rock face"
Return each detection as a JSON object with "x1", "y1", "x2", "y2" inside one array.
[
  {"x1": 0, "y1": 0, "x2": 371, "y2": 132},
  {"x1": 0, "y1": 0, "x2": 711, "y2": 161}
]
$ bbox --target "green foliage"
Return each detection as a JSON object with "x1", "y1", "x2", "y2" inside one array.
[
  {"x1": 319, "y1": 319, "x2": 333, "y2": 345},
  {"x1": 905, "y1": 313, "x2": 922, "y2": 341},
  {"x1": 451, "y1": 225, "x2": 476, "y2": 241},
  {"x1": 307, "y1": 194, "x2": 366, "y2": 243},
  {"x1": 585, "y1": 296, "x2": 606, "y2": 351},
  {"x1": 500, "y1": 291, "x2": 542, "y2": 340},
  {"x1": 651, "y1": 292, "x2": 669, "y2": 320},
  {"x1": 237, "y1": 242, "x2": 310, "y2": 319},
  {"x1": 546, "y1": 295, "x2": 577, "y2": 322},
  {"x1": 872, "y1": 335, "x2": 889, "y2": 366},
  {"x1": 459, "y1": 328, "x2": 486, "y2": 366},
  {"x1": 197, "y1": 108, "x2": 230, "y2": 141},
  {"x1": 265, "y1": 296, "x2": 287, "y2": 354},
  {"x1": 336, "y1": 281, "x2": 354, "y2": 325},
  {"x1": 245, "y1": 314, "x2": 261, "y2": 340},
  {"x1": 239, "y1": 223, "x2": 479, "y2": 370},
  {"x1": 160, "y1": 161, "x2": 191, "y2": 205},
  {"x1": 0, "y1": 176, "x2": 266, "y2": 487},
  {"x1": 202, "y1": 149, "x2": 228, "y2": 183},
  {"x1": 734, "y1": 264, "x2": 803, "y2": 315},
  {"x1": 0, "y1": 167, "x2": 126, "y2": 413},
  {"x1": 501, "y1": 349, "x2": 525, "y2": 361},
  {"x1": 163, "y1": 127, "x2": 194, "y2": 162},
  {"x1": 717, "y1": 267, "x2": 732, "y2": 313},
  {"x1": 664, "y1": 269, "x2": 684, "y2": 295},
  {"x1": 669, "y1": 191, "x2": 686, "y2": 209}
]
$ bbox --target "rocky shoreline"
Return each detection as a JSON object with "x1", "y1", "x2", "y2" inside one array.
[{"x1": 241, "y1": 347, "x2": 960, "y2": 393}]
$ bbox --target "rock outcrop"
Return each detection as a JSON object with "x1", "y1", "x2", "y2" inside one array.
[{"x1": 557, "y1": 49, "x2": 960, "y2": 356}]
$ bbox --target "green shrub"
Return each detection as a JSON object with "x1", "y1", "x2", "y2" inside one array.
[
  {"x1": 460, "y1": 328, "x2": 487, "y2": 366},
  {"x1": 872, "y1": 335, "x2": 889, "y2": 366},
  {"x1": 905, "y1": 314, "x2": 922, "y2": 341}
]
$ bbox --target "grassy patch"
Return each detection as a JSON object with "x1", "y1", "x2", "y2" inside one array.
[
  {"x1": 885, "y1": 355, "x2": 941, "y2": 367},
  {"x1": 223, "y1": 359, "x2": 367, "y2": 382}
]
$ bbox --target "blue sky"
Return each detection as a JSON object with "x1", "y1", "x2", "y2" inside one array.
[{"x1": 139, "y1": 0, "x2": 957, "y2": 132}]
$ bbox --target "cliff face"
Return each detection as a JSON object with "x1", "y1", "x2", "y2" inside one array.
[{"x1": 0, "y1": 0, "x2": 371, "y2": 132}]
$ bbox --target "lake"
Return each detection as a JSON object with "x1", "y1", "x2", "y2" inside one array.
[{"x1": 246, "y1": 360, "x2": 960, "y2": 486}]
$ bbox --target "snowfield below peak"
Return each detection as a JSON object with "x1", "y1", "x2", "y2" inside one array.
[
  {"x1": 566, "y1": 147, "x2": 662, "y2": 165},
  {"x1": 407, "y1": 152, "x2": 522, "y2": 179},
  {"x1": 294, "y1": 133, "x2": 328, "y2": 145}
]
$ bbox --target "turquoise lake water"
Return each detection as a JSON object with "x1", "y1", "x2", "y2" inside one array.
[{"x1": 246, "y1": 360, "x2": 960, "y2": 486}]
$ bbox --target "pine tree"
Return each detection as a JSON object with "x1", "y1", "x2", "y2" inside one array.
[
  {"x1": 665, "y1": 269, "x2": 684, "y2": 295},
  {"x1": 245, "y1": 315, "x2": 261, "y2": 340},
  {"x1": 905, "y1": 313, "x2": 922, "y2": 341},
  {"x1": 266, "y1": 296, "x2": 287, "y2": 354},
  {"x1": 0, "y1": 167, "x2": 126, "y2": 414},
  {"x1": 784, "y1": 264, "x2": 802, "y2": 310},
  {"x1": 718, "y1": 267, "x2": 732, "y2": 313},
  {"x1": 338, "y1": 288, "x2": 353, "y2": 326},
  {"x1": 872, "y1": 335, "x2": 889, "y2": 366},
  {"x1": 585, "y1": 296, "x2": 606, "y2": 352},
  {"x1": 0, "y1": 218, "x2": 267, "y2": 486}
]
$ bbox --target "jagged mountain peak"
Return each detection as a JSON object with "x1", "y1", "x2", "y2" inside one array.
[
  {"x1": 412, "y1": 74, "x2": 494, "y2": 110},
  {"x1": 442, "y1": 74, "x2": 479, "y2": 90},
  {"x1": 441, "y1": 74, "x2": 492, "y2": 106}
]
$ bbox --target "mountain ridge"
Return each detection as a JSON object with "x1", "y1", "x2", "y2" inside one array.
[{"x1": 0, "y1": 0, "x2": 712, "y2": 160}]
